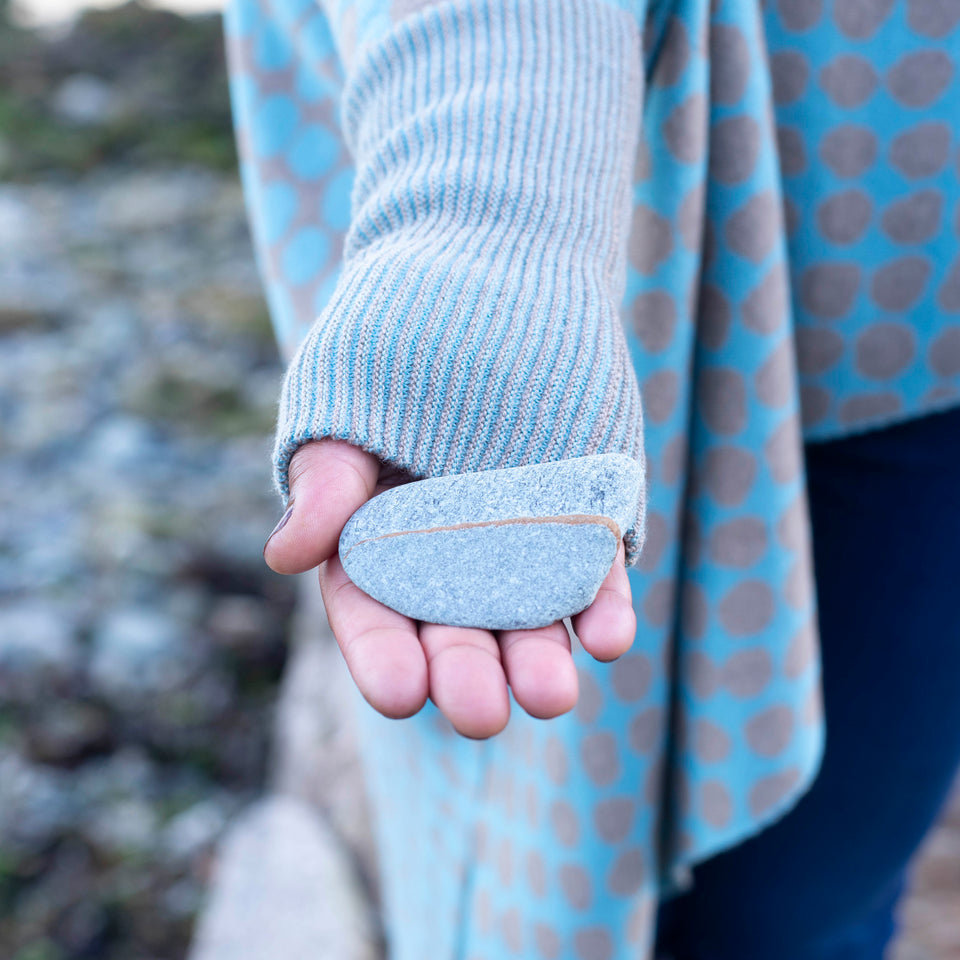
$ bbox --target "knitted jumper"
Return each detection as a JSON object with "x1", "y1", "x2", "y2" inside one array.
[{"x1": 273, "y1": 0, "x2": 649, "y2": 560}]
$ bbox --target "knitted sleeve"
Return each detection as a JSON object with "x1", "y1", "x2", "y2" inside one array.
[{"x1": 274, "y1": 0, "x2": 649, "y2": 563}]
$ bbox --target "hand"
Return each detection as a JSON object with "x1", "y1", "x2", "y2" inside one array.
[{"x1": 263, "y1": 438, "x2": 637, "y2": 739}]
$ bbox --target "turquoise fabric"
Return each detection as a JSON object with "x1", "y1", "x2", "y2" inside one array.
[{"x1": 222, "y1": 0, "x2": 960, "y2": 956}]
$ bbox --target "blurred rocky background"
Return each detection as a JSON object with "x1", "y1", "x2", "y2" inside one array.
[
  {"x1": 0, "y1": 0, "x2": 957, "y2": 958},
  {"x1": 0, "y1": 0, "x2": 296, "y2": 955}
]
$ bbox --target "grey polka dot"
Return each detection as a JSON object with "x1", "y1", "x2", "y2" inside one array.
[
  {"x1": 924, "y1": 384, "x2": 960, "y2": 404},
  {"x1": 881, "y1": 189, "x2": 943, "y2": 244},
  {"x1": 801, "y1": 385, "x2": 832, "y2": 426},
  {"x1": 743, "y1": 266, "x2": 790, "y2": 333},
  {"x1": 526, "y1": 850, "x2": 547, "y2": 898},
  {"x1": 711, "y1": 23, "x2": 750, "y2": 104},
  {"x1": 628, "y1": 706, "x2": 664, "y2": 756},
  {"x1": 749, "y1": 767, "x2": 802, "y2": 817},
  {"x1": 678, "y1": 183, "x2": 705, "y2": 251},
  {"x1": 699, "y1": 284, "x2": 733, "y2": 350},
  {"x1": 550, "y1": 800, "x2": 580, "y2": 848},
  {"x1": 777, "y1": 125, "x2": 807, "y2": 177},
  {"x1": 907, "y1": 0, "x2": 960, "y2": 37},
  {"x1": 784, "y1": 197, "x2": 802, "y2": 236},
  {"x1": 709, "y1": 517, "x2": 769, "y2": 568},
  {"x1": 929, "y1": 326, "x2": 960, "y2": 376},
  {"x1": 644, "y1": 369, "x2": 680, "y2": 425},
  {"x1": 683, "y1": 511, "x2": 704, "y2": 569},
  {"x1": 559, "y1": 863, "x2": 593, "y2": 910},
  {"x1": 765, "y1": 416, "x2": 802, "y2": 484},
  {"x1": 661, "y1": 434, "x2": 687, "y2": 487},
  {"x1": 803, "y1": 682, "x2": 824, "y2": 727},
  {"x1": 838, "y1": 391, "x2": 903, "y2": 424},
  {"x1": 636, "y1": 510, "x2": 668, "y2": 574},
  {"x1": 799, "y1": 262, "x2": 861, "y2": 318},
  {"x1": 820, "y1": 125, "x2": 877, "y2": 178},
  {"x1": 777, "y1": 0, "x2": 823, "y2": 32},
  {"x1": 594, "y1": 797, "x2": 634, "y2": 844},
  {"x1": 699, "y1": 368, "x2": 748, "y2": 435},
  {"x1": 871, "y1": 256, "x2": 931, "y2": 310},
  {"x1": 664, "y1": 93, "x2": 707, "y2": 166},
  {"x1": 835, "y1": 0, "x2": 895, "y2": 37},
  {"x1": 634, "y1": 138, "x2": 652, "y2": 182},
  {"x1": 886, "y1": 50, "x2": 953, "y2": 107},
  {"x1": 501, "y1": 907, "x2": 523, "y2": 953},
  {"x1": 630, "y1": 205, "x2": 673, "y2": 276},
  {"x1": 475, "y1": 888, "x2": 495, "y2": 936},
  {"x1": 701, "y1": 781, "x2": 734, "y2": 828},
  {"x1": 718, "y1": 581, "x2": 776, "y2": 637},
  {"x1": 712, "y1": 116, "x2": 762, "y2": 184},
  {"x1": 855, "y1": 322, "x2": 917, "y2": 379},
  {"x1": 608, "y1": 848, "x2": 646, "y2": 896},
  {"x1": 632, "y1": 290, "x2": 676, "y2": 354},
  {"x1": 889, "y1": 122, "x2": 951, "y2": 179},
  {"x1": 779, "y1": 557, "x2": 809, "y2": 628},
  {"x1": 785, "y1": 619, "x2": 818, "y2": 678},
  {"x1": 581, "y1": 732, "x2": 620, "y2": 787},
  {"x1": 776, "y1": 494, "x2": 807, "y2": 551},
  {"x1": 721, "y1": 648, "x2": 775, "y2": 698},
  {"x1": 642, "y1": 577, "x2": 675, "y2": 627},
  {"x1": 756, "y1": 339, "x2": 795, "y2": 408},
  {"x1": 476, "y1": 821, "x2": 491, "y2": 862},
  {"x1": 692, "y1": 719, "x2": 732, "y2": 763},
  {"x1": 626, "y1": 896, "x2": 655, "y2": 944},
  {"x1": 746, "y1": 705, "x2": 796, "y2": 757},
  {"x1": 574, "y1": 927, "x2": 612, "y2": 960},
  {"x1": 795, "y1": 326, "x2": 845, "y2": 375},
  {"x1": 497, "y1": 837, "x2": 514, "y2": 886},
  {"x1": 525, "y1": 782, "x2": 538, "y2": 827},
  {"x1": 575, "y1": 668, "x2": 603, "y2": 723},
  {"x1": 688, "y1": 651, "x2": 721, "y2": 700},
  {"x1": 612, "y1": 654, "x2": 654, "y2": 702},
  {"x1": 544, "y1": 736, "x2": 569, "y2": 786},
  {"x1": 819, "y1": 55, "x2": 878, "y2": 107},
  {"x1": 771, "y1": 50, "x2": 810, "y2": 104},
  {"x1": 938, "y1": 259, "x2": 960, "y2": 312},
  {"x1": 817, "y1": 189, "x2": 873, "y2": 245},
  {"x1": 534, "y1": 924, "x2": 561, "y2": 960},
  {"x1": 703, "y1": 446, "x2": 758, "y2": 506},
  {"x1": 653, "y1": 17, "x2": 690, "y2": 87},
  {"x1": 726, "y1": 192, "x2": 780, "y2": 263}
]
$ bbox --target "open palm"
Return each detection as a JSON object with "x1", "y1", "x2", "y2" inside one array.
[{"x1": 264, "y1": 438, "x2": 637, "y2": 739}]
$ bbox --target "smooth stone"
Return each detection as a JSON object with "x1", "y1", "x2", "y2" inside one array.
[{"x1": 339, "y1": 453, "x2": 643, "y2": 630}]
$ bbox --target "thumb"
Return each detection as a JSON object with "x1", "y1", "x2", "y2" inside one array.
[{"x1": 263, "y1": 438, "x2": 380, "y2": 575}]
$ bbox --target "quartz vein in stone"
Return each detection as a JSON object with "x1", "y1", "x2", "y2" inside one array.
[{"x1": 339, "y1": 453, "x2": 643, "y2": 630}]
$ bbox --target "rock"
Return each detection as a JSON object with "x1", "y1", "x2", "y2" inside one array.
[
  {"x1": 188, "y1": 796, "x2": 379, "y2": 960},
  {"x1": 162, "y1": 798, "x2": 229, "y2": 863},
  {"x1": 0, "y1": 603, "x2": 80, "y2": 680},
  {"x1": 52, "y1": 73, "x2": 121, "y2": 126},
  {"x1": 24, "y1": 701, "x2": 113, "y2": 765},
  {"x1": 339, "y1": 453, "x2": 643, "y2": 630},
  {"x1": 89, "y1": 607, "x2": 193, "y2": 695}
]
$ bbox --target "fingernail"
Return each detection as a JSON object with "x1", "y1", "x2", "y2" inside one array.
[{"x1": 264, "y1": 502, "x2": 294, "y2": 552}]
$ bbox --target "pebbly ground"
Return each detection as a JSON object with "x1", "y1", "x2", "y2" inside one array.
[{"x1": 0, "y1": 164, "x2": 294, "y2": 959}]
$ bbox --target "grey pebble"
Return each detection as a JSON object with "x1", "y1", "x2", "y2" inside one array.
[{"x1": 339, "y1": 453, "x2": 643, "y2": 631}]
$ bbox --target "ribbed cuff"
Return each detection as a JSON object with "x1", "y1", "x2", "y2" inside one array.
[{"x1": 274, "y1": 0, "x2": 647, "y2": 562}]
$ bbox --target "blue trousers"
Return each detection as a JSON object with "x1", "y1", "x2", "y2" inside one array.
[{"x1": 655, "y1": 405, "x2": 960, "y2": 960}]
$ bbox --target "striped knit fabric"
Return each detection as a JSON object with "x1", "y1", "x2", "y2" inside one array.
[{"x1": 273, "y1": 0, "x2": 648, "y2": 562}]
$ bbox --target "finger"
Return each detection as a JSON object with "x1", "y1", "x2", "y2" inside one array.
[
  {"x1": 419, "y1": 623, "x2": 511, "y2": 739},
  {"x1": 319, "y1": 553, "x2": 429, "y2": 719},
  {"x1": 498, "y1": 620, "x2": 578, "y2": 719},
  {"x1": 571, "y1": 541, "x2": 637, "y2": 662},
  {"x1": 264, "y1": 438, "x2": 380, "y2": 575}
]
